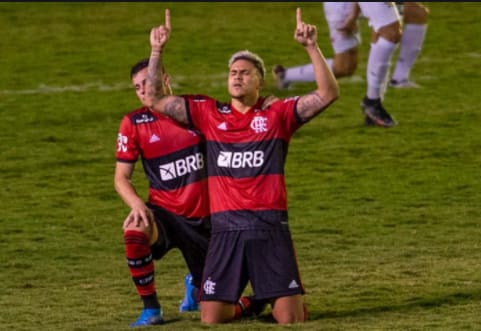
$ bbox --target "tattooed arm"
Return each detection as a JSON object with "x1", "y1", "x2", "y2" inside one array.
[
  {"x1": 294, "y1": 8, "x2": 339, "y2": 122},
  {"x1": 145, "y1": 9, "x2": 189, "y2": 126}
]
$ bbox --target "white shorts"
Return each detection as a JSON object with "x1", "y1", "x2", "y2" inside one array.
[
  {"x1": 358, "y1": 2, "x2": 401, "y2": 32},
  {"x1": 323, "y1": 2, "x2": 361, "y2": 54}
]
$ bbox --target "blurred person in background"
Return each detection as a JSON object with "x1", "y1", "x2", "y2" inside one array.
[{"x1": 274, "y1": 2, "x2": 427, "y2": 127}]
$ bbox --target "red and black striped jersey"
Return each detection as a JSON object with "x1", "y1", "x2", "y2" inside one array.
[
  {"x1": 184, "y1": 95, "x2": 302, "y2": 231},
  {"x1": 116, "y1": 106, "x2": 209, "y2": 218}
]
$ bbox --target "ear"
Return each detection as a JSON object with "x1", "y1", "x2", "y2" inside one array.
[{"x1": 258, "y1": 77, "x2": 264, "y2": 90}]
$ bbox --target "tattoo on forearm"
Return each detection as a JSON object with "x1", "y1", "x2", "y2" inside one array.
[
  {"x1": 146, "y1": 53, "x2": 167, "y2": 101},
  {"x1": 164, "y1": 98, "x2": 188, "y2": 124},
  {"x1": 297, "y1": 92, "x2": 328, "y2": 121}
]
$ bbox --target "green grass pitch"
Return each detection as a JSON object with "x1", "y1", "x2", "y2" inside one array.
[{"x1": 1, "y1": 3, "x2": 481, "y2": 330}]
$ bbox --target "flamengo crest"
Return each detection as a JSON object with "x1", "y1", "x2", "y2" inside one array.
[{"x1": 250, "y1": 116, "x2": 268, "y2": 133}]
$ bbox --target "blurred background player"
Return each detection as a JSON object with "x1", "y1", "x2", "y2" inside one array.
[
  {"x1": 274, "y1": 2, "x2": 404, "y2": 127},
  {"x1": 390, "y1": 2, "x2": 429, "y2": 88},
  {"x1": 115, "y1": 58, "x2": 210, "y2": 327}
]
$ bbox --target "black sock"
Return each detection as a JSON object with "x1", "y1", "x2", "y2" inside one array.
[{"x1": 141, "y1": 293, "x2": 161, "y2": 309}]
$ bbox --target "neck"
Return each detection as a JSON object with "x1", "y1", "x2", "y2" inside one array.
[{"x1": 231, "y1": 94, "x2": 259, "y2": 114}]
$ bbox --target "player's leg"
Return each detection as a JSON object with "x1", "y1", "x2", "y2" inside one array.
[
  {"x1": 359, "y1": 3, "x2": 401, "y2": 127},
  {"x1": 271, "y1": 294, "x2": 306, "y2": 324},
  {"x1": 123, "y1": 209, "x2": 164, "y2": 326},
  {"x1": 390, "y1": 2, "x2": 429, "y2": 87},
  {"x1": 246, "y1": 227, "x2": 306, "y2": 324},
  {"x1": 170, "y1": 216, "x2": 211, "y2": 312},
  {"x1": 201, "y1": 301, "x2": 237, "y2": 323},
  {"x1": 325, "y1": 2, "x2": 361, "y2": 78},
  {"x1": 332, "y1": 48, "x2": 359, "y2": 78},
  {"x1": 200, "y1": 230, "x2": 250, "y2": 324}
]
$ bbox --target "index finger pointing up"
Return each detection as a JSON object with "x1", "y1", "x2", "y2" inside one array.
[
  {"x1": 165, "y1": 8, "x2": 171, "y2": 30},
  {"x1": 296, "y1": 7, "x2": 302, "y2": 26}
]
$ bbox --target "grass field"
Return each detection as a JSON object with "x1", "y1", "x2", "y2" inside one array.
[{"x1": 1, "y1": 2, "x2": 481, "y2": 330}]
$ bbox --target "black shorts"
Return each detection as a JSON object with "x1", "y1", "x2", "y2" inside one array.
[
  {"x1": 200, "y1": 224, "x2": 305, "y2": 303},
  {"x1": 147, "y1": 203, "x2": 210, "y2": 288}
]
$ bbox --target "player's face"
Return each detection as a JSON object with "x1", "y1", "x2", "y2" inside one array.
[
  {"x1": 132, "y1": 68, "x2": 149, "y2": 107},
  {"x1": 132, "y1": 68, "x2": 172, "y2": 107},
  {"x1": 228, "y1": 60, "x2": 263, "y2": 99}
]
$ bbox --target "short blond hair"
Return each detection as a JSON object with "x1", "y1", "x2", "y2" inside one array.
[{"x1": 228, "y1": 50, "x2": 266, "y2": 79}]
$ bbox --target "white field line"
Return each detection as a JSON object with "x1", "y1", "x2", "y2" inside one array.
[
  {"x1": 0, "y1": 73, "x2": 228, "y2": 96},
  {"x1": 3, "y1": 52, "x2": 480, "y2": 96}
]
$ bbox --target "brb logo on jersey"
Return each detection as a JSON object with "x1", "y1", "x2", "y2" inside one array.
[
  {"x1": 159, "y1": 153, "x2": 204, "y2": 181},
  {"x1": 217, "y1": 151, "x2": 264, "y2": 168},
  {"x1": 250, "y1": 115, "x2": 268, "y2": 133}
]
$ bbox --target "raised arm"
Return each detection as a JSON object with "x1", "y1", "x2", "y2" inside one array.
[
  {"x1": 145, "y1": 9, "x2": 189, "y2": 125},
  {"x1": 294, "y1": 8, "x2": 339, "y2": 122}
]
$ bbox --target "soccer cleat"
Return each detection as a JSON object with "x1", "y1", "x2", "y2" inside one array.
[
  {"x1": 364, "y1": 115, "x2": 375, "y2": 126},
  {"x1": 179, "y1": 273, "x2": 199, "y2": 312},
  {"x1": 389, "y1": 79, "x2": 421, "y2": 89},
  {"x1": 238, "y1": 296, "x2": 268, "y2": 317},
  {"x1": 360, "y1": 97, "x2": 396, "y2": 128},
  {"x1": 130, "y1": 308, "x2": 163, "y2": 327},
  {"x1": 272, "y1": 65, "x2": 290, "y2": 90}
]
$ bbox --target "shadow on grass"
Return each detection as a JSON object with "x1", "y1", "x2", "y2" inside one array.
[
  {"x1": 160, "y1": 318, "x2": 182, "y2": 325},
  {"x1": 309, "y1": 289, "x2": 481, "y2": 320}
]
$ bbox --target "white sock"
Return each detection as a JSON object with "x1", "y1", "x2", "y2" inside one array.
[
  {"x1": 391, "y1": 24, "x2": 427, "y2": 82},
  {"x1": 366, "y1": 37, "x2": 397, "y2": 100},
  {"x1": 284, "y1": 64, "x2": 315, "y2": 83}
]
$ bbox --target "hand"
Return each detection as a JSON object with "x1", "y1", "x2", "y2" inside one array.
[
  {"x1": 122, "y1": 203, "x2": 154, "y2": 229},
  {"x1": 150, "y1": 8, "x2": 171, "y2": 53},
  {"x1": 294, "y1": 8, "x2": 317, "y2": 47}
]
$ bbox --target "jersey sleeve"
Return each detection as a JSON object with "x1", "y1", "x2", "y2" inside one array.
[
  {"x1": 276, "y1": 96, "x2": 303, "y2": 135},
  {"x1": 183, "y1": 94, "x2": 216, "y2": 133},
  {"x1": 116, "y1": 115, "x2": 139, "y2": 163}
]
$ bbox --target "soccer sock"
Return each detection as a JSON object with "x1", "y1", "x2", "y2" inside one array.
[
  {"x1": 234, "y1": 297, "x2": 251, "y2": 319},
  {"x1": 124, "y1": 230, "x2": 160, "y2": 309},
  {"x1": 284, "y1": 64, "x2": 315, "y2": 83},
  {"x1": 192, "y1": 286, "x2": 200, "y2": 303},
  {"x1": 391, "y1": 24, "x2": 427, "y2": 82},
  {"x1": 366, "y1": 37, "x2": 397, "y2": 100}
]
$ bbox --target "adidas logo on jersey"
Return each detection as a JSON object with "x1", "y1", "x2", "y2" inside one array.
[
  {"x1": 217, "y1": 122, "x2": 227, "y2": 131},
  {"x1": 149, "y1": 134, "x2": 160, "y2": 143}
]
